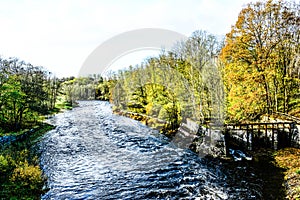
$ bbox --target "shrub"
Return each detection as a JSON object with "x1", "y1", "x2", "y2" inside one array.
[
  {"x1": 10, "y1": 161, "x2": 44, "y2": 190},
  {"x1": 0, "y1": 155, "x2": 9, "y2": 173}
]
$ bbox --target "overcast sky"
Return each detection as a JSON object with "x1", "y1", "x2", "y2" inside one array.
[{"x1": 0, "y1": 0, "x2": 257, "y2": 77}]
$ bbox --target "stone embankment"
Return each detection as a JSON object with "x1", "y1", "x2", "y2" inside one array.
[{"x1": 113, "y1": 109, "x2": 226, "y2": 157}]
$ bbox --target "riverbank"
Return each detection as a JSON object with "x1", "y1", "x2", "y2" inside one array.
[
  {"x1": 113, "y1": 109, "x2": 173, "y2": 135},
  {"x1": 0, "y1": 123, "x2": 54, "y2": 199},
  {"x1": 275, "y1": 147, "x2": 300, "y2": 199}
]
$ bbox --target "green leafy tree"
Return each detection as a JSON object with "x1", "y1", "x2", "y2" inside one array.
[{"x1": 0, "y1": 57, "x2": 61, "y2": 131}]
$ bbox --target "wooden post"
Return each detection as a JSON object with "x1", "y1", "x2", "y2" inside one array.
[
  {"x1": 288, "y1": 123, "x2": 292, "y2": 147},
  {"x1": 264, "y1": 124, "x2": 268, "y2": 147},
  {"x1": 246, "y1": 124, "x2": 250, "y2": 150},
  {"x1": 272, "y1": 124, "x2": 275, "y2": 149},
  {"x1": 224, "y1": 128, "x2": 230, "y2": 157},
  {"x1": 265, "y1": 124, "x2": 267, "y2": 138},
  {"x1": 250, "y1": 124, "x2": 254, "y2": 150},
  {"x1": 275, "y1": 123, "x2": 278, "y2": 150}
]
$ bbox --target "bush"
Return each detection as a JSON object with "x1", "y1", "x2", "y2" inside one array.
[
  {"x1": 10, "y1": 161, "x2": 44, "y2": 190},
  {"x1": 0, "y1": 155, "x2": 9, "y2": 173}
]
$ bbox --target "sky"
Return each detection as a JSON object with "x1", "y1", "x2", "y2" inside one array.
[{"x1": 0, "y1": 0, "x2": 256, "y2": 78}]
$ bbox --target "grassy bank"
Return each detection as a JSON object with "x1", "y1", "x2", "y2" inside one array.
[
  {"x1": 275, "y1": 148, "x2": 300, "y2": 199},
  {"x1": 0, "y1": 123, "x2": 54, "y2": 199}
]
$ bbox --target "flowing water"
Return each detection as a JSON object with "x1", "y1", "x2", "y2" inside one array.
[{"x1": 39, "y1": 101, "x2": 260, "y2": 199}]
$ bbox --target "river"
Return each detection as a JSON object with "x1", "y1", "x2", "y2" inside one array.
[{"x1": 38, "y1": 101, "x2": 260, "y2": 199}]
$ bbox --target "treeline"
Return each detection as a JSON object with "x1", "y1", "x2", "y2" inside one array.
[
  {"x1": 221, "y1": 0, "x2": 300, "y2": 122},
  {"x1": 61, "y1": 75, "x2": 112, "y2": 104},
  {"x1": 0, "y1": 57, "x2": 108, "y2": 133},
  {"x1": 0, "y1": 57, "x2": 61, "y2": 131},
  {"x1": 95, "y1": 0, "x2": 300, "y2": 128},
  {"x1": 107, "y1": 31, "x2": 224, "y2": 131}
]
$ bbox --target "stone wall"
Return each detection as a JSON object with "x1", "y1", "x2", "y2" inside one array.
[{"x1": 178, "y1": 119, "x2": 226, "y2": 157}]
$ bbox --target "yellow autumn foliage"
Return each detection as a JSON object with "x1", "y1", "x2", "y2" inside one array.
[{"x1": 10, "y1": 160, "x2": 44, "y2": 190}]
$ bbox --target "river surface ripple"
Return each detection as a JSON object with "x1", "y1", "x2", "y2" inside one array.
[{"x1": 39, "y1": 101, "x2": 257, "y2": 200}]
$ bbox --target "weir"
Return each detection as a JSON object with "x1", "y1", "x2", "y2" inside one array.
[{"x1": 224, "y1": 122, "x2": 300, "y2": 152}]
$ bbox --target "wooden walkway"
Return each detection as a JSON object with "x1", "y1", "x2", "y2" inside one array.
[{"x1": 224, "y1": 122, "x2": 297, "y2": 150}]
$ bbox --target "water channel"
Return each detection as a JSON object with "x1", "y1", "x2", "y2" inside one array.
[{"x1": 39, "y1": 101, "x2": 260, "y2": 199}]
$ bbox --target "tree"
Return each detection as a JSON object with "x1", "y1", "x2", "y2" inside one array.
[
  {"x1": 109, "y1": 30, "x2": 224, "y2": 132},
  {"x1": 221, "y1": 0, "x2": 300, "y2": 121},
  {"x1": 0, "y1": 57, "x2": 61, "y2": 131}
]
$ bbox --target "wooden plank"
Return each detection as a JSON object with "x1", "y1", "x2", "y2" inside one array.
[{"x1": 246, "y1": 124, "x2": 249, "y2": 149}]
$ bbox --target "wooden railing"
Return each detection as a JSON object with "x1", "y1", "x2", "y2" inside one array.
[
  {"x1": 224, "y1": 122, "x2": 297, "y2": 150},
  {"x1": 273, "y1": 112, "x2": 300, "y2": 123}
]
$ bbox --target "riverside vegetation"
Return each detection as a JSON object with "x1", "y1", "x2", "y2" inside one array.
[
  {"x1": 0, "y1": 124, "x2": 54, "y2": 199},
  {"x1": 0, "y1": 57, "x2": 73, "y2": 198},
  {"x1": 1, "y1": 0, "x2": 300, "y2": 199}
]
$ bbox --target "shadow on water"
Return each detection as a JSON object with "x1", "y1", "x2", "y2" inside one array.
[
  {"x1": 223, "y1": 125, "x2": 296, "y2": 199},
  {"x1": 203, "y1": 148, "x2": 286, "y2": 200},
  {"x1": 251, "y1": 149, "x2": 286, "y2": 200}
]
